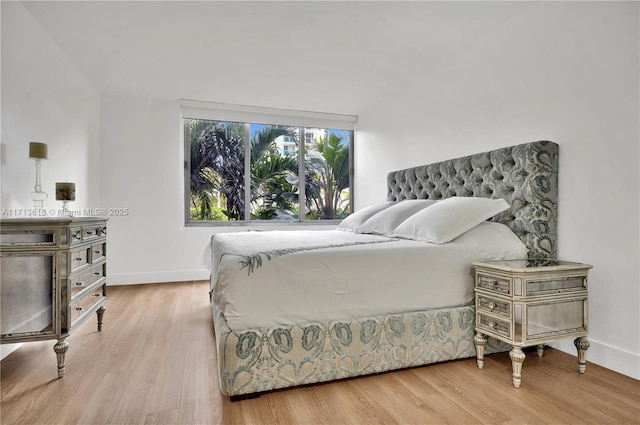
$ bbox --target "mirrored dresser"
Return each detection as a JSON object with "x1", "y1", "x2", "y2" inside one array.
[
  {"x1": 0, "y1": 217, "x2": 107, "y2": 377},
  {"x1": 472, "y1": 258, "x2": 592, "y2": 388}
]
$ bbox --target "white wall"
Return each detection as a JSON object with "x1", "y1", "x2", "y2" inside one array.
[
  {"x1": 99, "y1": 95, "x2": 211, "y2": 284},
  {"x1": 0, "y1": 2, "x2": 101, "y2": 358},
  {"x1": 1, "y1": 2, "x2": 101, "y2": 213}
]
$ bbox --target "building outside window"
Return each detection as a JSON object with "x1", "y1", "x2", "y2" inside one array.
[{"x1": 182, "y1": 101, "x2": 356, "y2": 225}]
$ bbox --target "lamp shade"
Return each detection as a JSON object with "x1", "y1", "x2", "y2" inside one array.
[
  {"x1": 29, "y1": 142, "x2": 48, "y2": 159},
  {"x1": 55, "y1": 182, "x2": 76, "y2": 201}
]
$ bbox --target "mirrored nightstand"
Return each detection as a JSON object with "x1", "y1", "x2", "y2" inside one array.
[{"x1": 472, "y1": 258, "x2": 592, "y2": 388}]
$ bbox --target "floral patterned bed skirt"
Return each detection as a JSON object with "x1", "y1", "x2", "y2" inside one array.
[{"x1": 213, "y1": 304, "x2": 509, "y2": 397}]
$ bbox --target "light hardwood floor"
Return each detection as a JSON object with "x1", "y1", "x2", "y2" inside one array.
[{"x1": 2, "y1": 281, "x2": 639, "y2": 425}]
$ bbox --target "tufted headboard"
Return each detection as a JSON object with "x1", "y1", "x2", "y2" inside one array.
[{"x1": 387, "y1": 141, "x2": 559, "y2": 258}]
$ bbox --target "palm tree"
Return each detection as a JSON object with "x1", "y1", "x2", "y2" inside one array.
[
  {"x1": 198, "y1": 123, "x2": 245, "y2": 220},
  {"x1": 191, "y1": 121, "x2": 300, "y2": 220},
  {"x1": 189, "y1": 120, "x2": 221, "y2": 220},
  {"x1": 249, "y1": 127, "x2": 299, "y2": 219},
  {"x1": 307, "y1": 133, "x2": 350, "y2": 219}
]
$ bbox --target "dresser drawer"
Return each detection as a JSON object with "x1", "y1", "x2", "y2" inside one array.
[
  {"x1": 70, "y1": 286, "x2": 105, "y2": 324},
  {"x1": 70, "y1": 264, "x2": 106, "y2": 298},
  {"x1": 70, "y1": 226, "x2": 84, "y2": 246},
  {"x1": 82, "y1": 226, "x2": 101, "y2": 242},
  {"x1": 1, "y1": 228, "x2": 58, "y2": 247},
  {"x1": 70, "y1": 224, "x2": 107, "y2": 247},
  {"x1": 91, "y1": 242, "x2": 106, "y2": 263},
  {"x1": 476, "y1": 295, "x2": 511, "y2": 318},
  {"x1": 476, "y1": 274, "x2": 511, "y2": 296},
  {"x1": 70, "y1": 246, "x2": 90, "y2": 273},
  {"x1": 477, "y1": 313, "x2": 511, "y2": 339}
]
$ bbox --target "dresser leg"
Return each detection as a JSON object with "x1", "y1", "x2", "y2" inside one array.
[
  {"x1": 536, "y1": 344, "x2": 544, "y2": 357},
  {"x1": 474, "y1": 332, "x2": 487, "y2": 369},
  {"x1": 53, "y1": 338, "x2": 69, "y2": 378},
  {"x1": 574, "y1": 337, "x2": 589, "y2": 374},
  {"x1": 509, "y1": 347, "x2": 526, "y2": 388},
  {"x1": 97, "y1": 306, "x2": 105, "y2": 331}
]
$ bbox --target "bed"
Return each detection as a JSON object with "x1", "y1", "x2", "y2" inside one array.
[{"x1": 209, "y1": 140, "x2": 559, "y2": 399}]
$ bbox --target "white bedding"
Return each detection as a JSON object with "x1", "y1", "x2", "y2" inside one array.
[{"x1": 209, "y1": 221, "x2": 527, "y2": 330}]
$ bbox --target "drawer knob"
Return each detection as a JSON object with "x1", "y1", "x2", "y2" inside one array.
[
  {"x1": 73, "y1": 231, "x2": 82, "y2": 240},
  {"x1": 491, "y1": 281, "x2": 498, "y2": 286},
  {"x1": 94, "y1": 272, "x2": 102, "y2": 276},
  {"x1": 489, "y1": 321, "x2": 498, "y2": 328},
  {"x1": 75, "y1": 257, "x2": 83, "y2": 261},
  {"x1": 488, "y1": 302, "x2": 497, "y2": 310},
  {"x1": 75, "y1": 282, "x2": 84, "y2": 286},
  {"x1": 94, "y1": 250, "x2": 101, "y2": 254},
  {"x1": 94, "y1": 293, "x2": 101, "y2": 297},
  {"x1": 75, "y1": 307, "x2": 83, "y2": 311}
]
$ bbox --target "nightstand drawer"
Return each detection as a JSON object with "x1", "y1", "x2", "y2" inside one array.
[
  {"x1": 476, "y1": 295, "x2": 511, "y2": 318},
  {"x1": 477, "y1": 313, "x2": 511, "y2": 339},
  {"x1": 476, "y1": 274, "x2": 511, "y2": 296},
  {"x1": 526, "y1": 276, "x2": 586, "y2": 296}
]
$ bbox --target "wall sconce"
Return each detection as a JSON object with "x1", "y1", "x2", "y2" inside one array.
[
  {"x1": 28, "y1": 142, "x2": 48, "y2": 209},
  {"x1": 55, "y1": 182, "x2": 75, "y2": 216}
]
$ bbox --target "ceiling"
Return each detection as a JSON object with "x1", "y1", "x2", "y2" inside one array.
[{"x1": 21, "y1": 1, "x2": 537, "y2": 114}]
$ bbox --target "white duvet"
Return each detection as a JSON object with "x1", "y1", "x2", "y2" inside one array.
[{"x1": 209, "y1": 222, "x2": 527, "y2": 331}]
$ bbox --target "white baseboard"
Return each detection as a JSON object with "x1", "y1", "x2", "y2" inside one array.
[
  {"x1": 106, "y1": 269, "x2": 210, "y2": 286},
  {"x1": 551, "y1": 338, "x2": 639, "y2": 380}
]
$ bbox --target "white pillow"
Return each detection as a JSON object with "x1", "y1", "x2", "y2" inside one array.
[
  {"x1": 452, "y1": 221, "x2": 528, "y2": 257},
  {"x1": 391, "y1": 197, "x2": 510, "y2": 243},
  {"x1": 358, "y1": 199, "x2": 436, "y2": 235},
  {"x1": 337, "y1": 202, "x2": 394, "y2": 232}
]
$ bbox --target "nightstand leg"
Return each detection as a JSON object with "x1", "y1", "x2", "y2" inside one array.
[
  {"x1": 96, "y1": 306, "x2": 105, "y2": 331},
  {"x1": 53, "y1": 338, "x2": 69, "y2": 378},
  {"x1": 536, "y1": 344, "x2": 544, "y2": 357},
  {"x1": 474, "y1": 332, "x2": 487, "y2": 369},
  {"x1": 574, "y1": 337, "x2": 589, "y2": 374},
  {"x1": 509, "y1": 347, "x2": 526, "y2": 388}
]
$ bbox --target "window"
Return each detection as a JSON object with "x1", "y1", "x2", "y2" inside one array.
[{"x1": 182, "y1": 101, "x2": 356, "y2": 225}]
